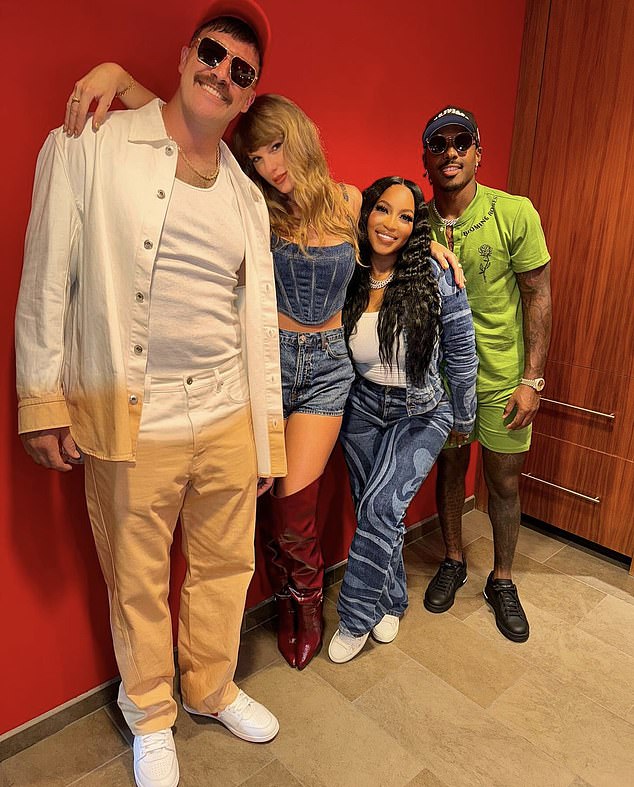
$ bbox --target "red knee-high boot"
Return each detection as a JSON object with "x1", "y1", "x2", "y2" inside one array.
[
  {"x1": 263, "y1": 509, "x2": 297, "y2": 668},
  {"x1": 269, "y1": 476, "x2": 324, "y2": 670}
]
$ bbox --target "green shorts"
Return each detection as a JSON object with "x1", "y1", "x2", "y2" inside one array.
[{"x1": 447, "y1": 385, "x2": 532, "y2": 454}]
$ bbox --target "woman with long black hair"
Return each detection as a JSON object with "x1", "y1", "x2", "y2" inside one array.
[{"x1": 328, "y1": 177, "x2": 478, "y2": 663}]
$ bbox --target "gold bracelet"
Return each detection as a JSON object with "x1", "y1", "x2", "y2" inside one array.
[{"x1": 116, "y1": 75, "x2": 136, "y2": 98}]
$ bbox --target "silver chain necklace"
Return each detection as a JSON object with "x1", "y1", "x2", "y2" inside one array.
[
  {"x1": 369, "y1": 271, "x2": 395, "y2": 290},
  {"x1": 430, "y1": 199, "x2": 458, "y2": 228}
]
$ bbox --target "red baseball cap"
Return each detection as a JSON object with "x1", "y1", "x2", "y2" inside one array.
[{"x1": 194, "y1": 0, "x2": 271, "y2": 60}]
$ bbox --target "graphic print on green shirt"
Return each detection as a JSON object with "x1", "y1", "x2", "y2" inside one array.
[{"x1": 429, "y1": 184, "x2": 550, "y2": 393}]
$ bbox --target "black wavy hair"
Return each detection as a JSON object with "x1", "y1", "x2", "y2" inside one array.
[{"x1": 343, "y1": 176, "x2": 441, "y2": 387}]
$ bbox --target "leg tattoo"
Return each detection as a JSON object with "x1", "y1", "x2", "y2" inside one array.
[{"x1": 436, "y1": 446, "x2": 471, "y2": 561}]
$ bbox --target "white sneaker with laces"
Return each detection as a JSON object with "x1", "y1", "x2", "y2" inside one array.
[
  {"x1": 371, "y1": 614, "x2": 400, "y2": 643},
  {"x1": 183, "y1": 690, "x2": 279, "y2": 743},
  {"x1": 328, "y1": 629, "x2": 369, "y2": 663},
  {"x1": 133, "y1": 728, "x2": 179, "y2": 787}
]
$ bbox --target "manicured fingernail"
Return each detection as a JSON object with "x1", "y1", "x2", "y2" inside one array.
[{"x1": 94, "y1": 122, "x2": 100, "y2": 131}]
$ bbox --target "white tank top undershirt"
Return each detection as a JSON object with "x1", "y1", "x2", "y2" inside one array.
[
  {"x1": 348, "y1": 311, "x2": 407, "y2": 387},
  {"x1": 146, "y1": 161, "x2": 246, "y2": 374}
]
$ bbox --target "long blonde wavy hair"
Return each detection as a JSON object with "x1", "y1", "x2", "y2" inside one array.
[{"x1": 232, "y1": 94, "x2": 358, "y2": 255}]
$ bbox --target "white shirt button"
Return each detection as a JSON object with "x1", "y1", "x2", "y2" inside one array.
[
  {"x1": 134, "y1": 345, "x2": 143, "y2": 355},
  {"x1": 135, "y1": 292, "x2": 144, "y2": 302},
  {"x1": 165, "y1": 146, "x2": 174, "y2": 156},
  {"x1": 144, "y1": 240, "x2": 153, "y2": 250},
  {"x1": 129, "y1": 394, "x2": 138, "y2": 405},
  {"x1": 157, "y1": 189, "x2": 166, "y2": 199}
]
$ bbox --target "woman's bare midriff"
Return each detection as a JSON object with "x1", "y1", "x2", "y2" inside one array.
[{"x1": 278, "y1": 311, "x2": 343, "y2": 333}]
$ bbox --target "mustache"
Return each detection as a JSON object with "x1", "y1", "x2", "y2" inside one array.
[{"x1": 194, "y1": 73, "x2": 231, "y2": 103}]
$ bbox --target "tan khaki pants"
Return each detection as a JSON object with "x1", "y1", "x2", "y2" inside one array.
[{"x1": 84, "y1": 363, "x2": 257, "y2": 735}]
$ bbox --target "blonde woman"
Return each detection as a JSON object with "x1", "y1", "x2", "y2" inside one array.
[{"x1": 231, "y1": 95, "x2": 362, "y2": 670}]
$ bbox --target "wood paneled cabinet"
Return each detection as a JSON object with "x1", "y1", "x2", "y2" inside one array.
[
  {"x1": 497, "y1": 0, "x2": 634, "y2": 569},
  {"x1": 533, "y1": 362, "x2": 634, "y2": 461},
  {"x1": 521, "y1": 422, "x2": 634, "y2": 558}
]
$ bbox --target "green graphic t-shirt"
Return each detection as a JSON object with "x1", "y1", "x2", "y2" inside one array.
[{"x1": 429, "y1": 184, "x2": 550, "y2": 392}]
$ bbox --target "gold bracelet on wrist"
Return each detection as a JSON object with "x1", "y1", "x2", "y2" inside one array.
[{"x1": 116, "y1": 76, "x2": 136, "y2": 98}]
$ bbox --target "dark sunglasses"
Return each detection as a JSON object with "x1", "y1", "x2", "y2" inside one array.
[
  {"x1": 426, "y1": 132, "x2": 476, "y2": 155},
  {"x1": 195, "y1": 36, "x2": 258, "y2": 89}
]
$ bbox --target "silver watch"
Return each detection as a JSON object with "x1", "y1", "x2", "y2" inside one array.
[{"x1": 520, "y1": 377, "x2": 545, "y2": 392}]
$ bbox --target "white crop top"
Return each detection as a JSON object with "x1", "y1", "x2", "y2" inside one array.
[{"x1": 348, "y1": 311, "x2": 407, "y2": 387}]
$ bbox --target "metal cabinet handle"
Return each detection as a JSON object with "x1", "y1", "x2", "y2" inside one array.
[
  {"x1": 540, "y1": 397, "x2": 615, "y2": 420},
  {"x1": 521, "y1": 472, "x2": 600, "y2": 504}
]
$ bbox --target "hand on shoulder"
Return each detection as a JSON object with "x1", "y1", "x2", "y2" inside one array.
[
  {"x1": 64, "y1": 63, "x2": 131, "y2": 137},
  {"x1": 429, "y1": 240, "x2": 465, "y2": 289}
]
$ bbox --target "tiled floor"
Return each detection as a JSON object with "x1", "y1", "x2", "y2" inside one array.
[{"x1": 3, "y1": 510, "x2": 634, "y2": 786}]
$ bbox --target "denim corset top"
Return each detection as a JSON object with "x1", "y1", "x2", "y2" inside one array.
[{"x1": 272, "y1": 235, "x2": 356, "y2": 325}]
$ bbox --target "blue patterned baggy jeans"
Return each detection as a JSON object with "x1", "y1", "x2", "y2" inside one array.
[{"x1": 337, "y1": 376, "x2": 454, "y2": 636}]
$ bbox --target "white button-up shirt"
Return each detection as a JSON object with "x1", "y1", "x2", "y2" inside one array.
[{"x1": 16, "y1": 99, "x2": 286, "y2": 476}]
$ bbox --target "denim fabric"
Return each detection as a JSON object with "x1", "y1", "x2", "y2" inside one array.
[
  {"x1": 279, "y1": 327, "x2": 355, "y2": 418},
  {"x1": 272, "y1": 237, "x2": 356, "y2": 325},
  {"x1": 398, "y1": 259, "x2": 477, "y2": 432},
  {"x1": 337, "y1": 377, "x2": 453, "y2": 636}
]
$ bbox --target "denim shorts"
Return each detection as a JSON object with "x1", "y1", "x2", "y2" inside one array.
[{"x1": 279, "y1": 327, "x2": 355, "y2": 418}]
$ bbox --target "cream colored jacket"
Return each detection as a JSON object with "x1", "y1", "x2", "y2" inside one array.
[{"x1": 16, "y1": 99, "x2": 286, "y2": 476}]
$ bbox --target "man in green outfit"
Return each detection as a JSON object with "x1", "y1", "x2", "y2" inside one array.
[{"x1": 421, "y1": 106, "x2": 552, "y2": 642}]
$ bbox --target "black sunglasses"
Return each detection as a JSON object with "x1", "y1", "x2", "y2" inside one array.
[
  {"x1": 426, "y1": 132, "x2": 476, "y2": 156},
  {"x1": 195, "y1": 36, "x2": 258, "y2": 89}
]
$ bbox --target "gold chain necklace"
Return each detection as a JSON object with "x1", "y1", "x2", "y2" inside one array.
[
  {"x1": 161, "y1": 106, "x2": 220, "y2": 183},
  {"x1": 177, "y1": 145, "x2": 220, "y2": 182}
]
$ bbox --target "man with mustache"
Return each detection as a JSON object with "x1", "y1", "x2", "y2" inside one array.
[
  {"x1": 15, "y1": 2, "x2": 285, "y2": 785},
  {"x1": 421, "y1": 107, "x2": 552, "y2": 644}
]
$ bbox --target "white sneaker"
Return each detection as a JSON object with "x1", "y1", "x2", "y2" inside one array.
[
  {"x1": 371, "y1": 614, "x2": 400, "y2": 643},
  {"x1": 183, "y1": 690, "x2": 279, "y2": 743},
  {"x1": 133, "y1": 729, "x2": 179, "y2": 787},
  {"x1": 328, "y1": 629, "x2": 369, "y2": 663}
]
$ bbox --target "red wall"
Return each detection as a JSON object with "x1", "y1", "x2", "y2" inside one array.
[{"x1": 1, "y1": 0, "x2": 526, "y2": 735}]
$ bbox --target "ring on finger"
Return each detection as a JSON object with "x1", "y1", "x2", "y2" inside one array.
[{"x1": 70, "y1": 97, "x2": 80, "y2": 104}]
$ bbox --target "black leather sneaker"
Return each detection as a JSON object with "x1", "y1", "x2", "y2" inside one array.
[
  {"x1": 424, "y1": 558, "x2": 467, "y2": 613},
  {"x1": 483, "y1": 572, "x2": 530, "y2": 642}
]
